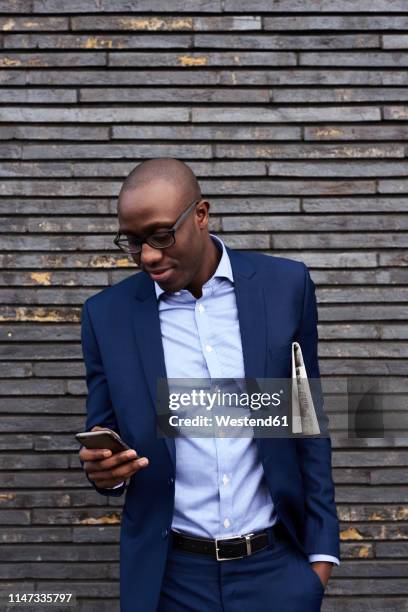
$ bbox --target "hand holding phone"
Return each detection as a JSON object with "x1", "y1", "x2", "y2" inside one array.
[{"x1": 77, "y1": 426, "x2": 149, "y2": 489}]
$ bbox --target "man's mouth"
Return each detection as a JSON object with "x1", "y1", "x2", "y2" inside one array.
[{"x1": 146, "y1": 268, "x2": 174, "y2": 282}]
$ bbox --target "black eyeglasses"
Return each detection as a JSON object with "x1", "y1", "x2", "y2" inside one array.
[{"x1": 113, "y1": 198, "x2": 201, "y2": 255}]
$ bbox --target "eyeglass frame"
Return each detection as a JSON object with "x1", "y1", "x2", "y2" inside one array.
[{"x1": 113, "y1": 197, "x2": 202, "y2": 255}]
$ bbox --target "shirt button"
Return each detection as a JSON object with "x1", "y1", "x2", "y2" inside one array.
[
  {"x1": 174, "y1": 292, "x2": 181, "y2": 296},
  {"x1": 205, "y1": 344, "x2": 212, "y2": 352},
  {"x1": 198, "y1": 304, "x2": 205, "y2": 313},
  {"x1": 223, "y1": 518, "x2": 230, "y2": 528},
  {"x1": 222, "y1": 474, "x2": 229, "y2": 486}
]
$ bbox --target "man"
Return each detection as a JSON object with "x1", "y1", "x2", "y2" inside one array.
[{"x1": 79, "y1": 158, "x2": 340, "y2": 612}]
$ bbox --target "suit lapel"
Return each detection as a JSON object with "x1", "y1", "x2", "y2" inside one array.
[
  {"x1": 132, "y1": 273, "x2": 175, "y2": 469},
  {"x1": 227, "y1": 247, "x2": 270, "y2": 460},
  {"x1": 226, "y1": 247, "x2": 267, "y2": 380}
]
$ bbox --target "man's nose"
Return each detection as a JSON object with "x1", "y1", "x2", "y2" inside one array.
[{"x1": 139, "y1": 242, "x2": 165, "y2": 267}]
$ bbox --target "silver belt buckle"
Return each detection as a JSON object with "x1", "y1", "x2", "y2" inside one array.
[{"x1": 215, "y1": 532, "x2": 255, "y2": 561}]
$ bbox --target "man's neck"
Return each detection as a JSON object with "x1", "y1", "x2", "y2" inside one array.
[{"x1": 184, "y1": 236, "x2": 221, "y2": 299}]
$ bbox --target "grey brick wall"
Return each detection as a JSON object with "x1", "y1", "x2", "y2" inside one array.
[{"x1": 1, "y1": 2, "x2": 407, "y2": 611}]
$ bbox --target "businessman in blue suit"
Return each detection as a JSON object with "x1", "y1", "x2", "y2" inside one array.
[{"x1": 79, "y1": 158, "x2": 340, "y2": 611}]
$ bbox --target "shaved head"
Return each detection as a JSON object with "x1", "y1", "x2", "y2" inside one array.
[
  {"x1": 116, "y1": 157, "x2": 220, "y2": 299},
  {"x1": 119, "y1": 158, "x2": 201, "y2": 206}
]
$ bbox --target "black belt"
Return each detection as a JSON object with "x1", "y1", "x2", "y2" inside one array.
[{"x1": 171, "y1": 521, "x2": 287, "y2": 562}]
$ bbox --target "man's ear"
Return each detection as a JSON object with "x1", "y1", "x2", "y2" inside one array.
[{"x1": 196, "y1": 200, "x2": 210, "y2": 228}]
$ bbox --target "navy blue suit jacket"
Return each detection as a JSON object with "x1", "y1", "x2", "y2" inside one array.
[{"x1": 80, "y1": 247, "x2": 340, "y2": 612}]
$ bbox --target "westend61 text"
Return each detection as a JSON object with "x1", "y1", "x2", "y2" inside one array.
[{"x1": 168, "y1": 415, "x2": 289, "y2": 428}]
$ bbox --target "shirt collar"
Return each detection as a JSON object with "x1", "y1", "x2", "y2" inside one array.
[{"x1": 153, "y1": 233, "x2": 234, "y2": 300}]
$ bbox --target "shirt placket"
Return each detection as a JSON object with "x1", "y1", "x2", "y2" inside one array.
[{"x1": 195, "y1": 280, "x2": 234, "y2": 537}]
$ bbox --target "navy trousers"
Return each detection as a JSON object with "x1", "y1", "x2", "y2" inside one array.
[{"x1": 158, "y1": 527, "x2": 325, "y2": 611}]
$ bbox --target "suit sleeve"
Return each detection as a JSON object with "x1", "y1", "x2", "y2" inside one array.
[
  {"x1": 294, "y1": 264, "x2": 340, "y2": 560},
  {"x1": 79, "y1": 298, "x2": 126, "y2": 497}
]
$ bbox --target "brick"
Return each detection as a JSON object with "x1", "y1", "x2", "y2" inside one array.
[
  {"x1": 81, "y1": 87, "x2": 270, "y2": 104},
  {"x1": 0, "y1": 363, "x2": 31, "y2": 377},
  {"x1": 223, "y1": 214, "x2": 408, "y2": 232},
  {"x1": 0, "y1": 562, "x2": 118, "y2": 579},
  {"x1": 263, "y1": 16, "x2": 408, "y2": 31},
  {"x1": 380, "y1": 253, "x2": 408, "y2": 267},
  {"x1": 267, "y1": 161, "x2": 408, "y2": 177},
  {"x1": 73, "y1": 526, "x2": 120, "y2": 543},
  {"x1": 0, "y1": 510, "x2": 30, "y2": 524},
  {"x1": 270, "y1": 87, "x2": 408, "y2": 103},
  {"x1": 111, "y1": 125, "x2": 301, "y2": 140},
  {"x1": 201, "y1": 179, "x2": 376, "y2": 196},
  {"x1": 338, "y1": 504, "x2": 408, "y2": 520},
  {"x1": 1, "y1": 416, "x2": 84, "y2": 433},
  {"x1": 223, "y1": 0, "x2": 408, "y2": 10},
  {"x1": 71, "y1": 15, "x2": 260, "y2": 31},
  {"x1": 71, "y1": 15, "x2": 194, "y2": 31},
  {"x1": 0, "y1": 89, "x2": 76, "y2": 103},
  {"x1": 271, "y1": 234, "x2": 408, "y2": 249},
  {"x1": 0, "y1": 107, "x2": 189, "y2": 123},
  {"x1": 332, "y1": 450, "x2": 408, "y2": 468},
  {"x1": 34, "y1": 0, "x2": 221, "y2": 12},
  {"x1": 194, "y1": 34, "x2": 379, "y2": 50},
  {"x1": 0, "y1": 126, "x2": 110, "y2": 141},
  {"x1": 0, "y1": 380, "x2": 65, "y2": 395},
  {"x1": 0, "y1": 162, "x2": 70, "y2": 177},
  {"x1": 32, "y1": 508, "x2": 121, "y2": 525},
  {"x1": 383, "y1": 36, "x2": 408, "y2": 49},
  {"x1": 0, "y1": 397, "x2": 84, "y2": 414},
  {"x1": 371, "y1": 469, "x2": 408, "y2": 485},
  {"x1": 21, "y1": 144, "x2": 210, "y2": 159},
  {"x1": 0, "y1": 17, "x2": 67, "y2": 31},
  {"x1": 5, "y1": 33, "x2": 192, "y2": 49},
  {"x1": 0, "y1": 271, "x2": 108, "y2": 286},
  {"x1": 0, "y1": 454, "x2": 68, "y2": 469},
  {"x1": 0, "y1": 489, "x2": 108, "y2": 508},
  {"x1": 0, "y1": 527, "x2": 71, "y2": 543},
  {"x1": 300, "y1": 52, "x2": 408, "y2": 67},
  {"x1": 218, "y1": 69, "x2": 408, "y2": 86},
  {"x1": 34, "y1": 363, "x2": 84, "y2": 377},
  {"x1": 216, "y1": 144, "x2": 404, "y2": 159},
  {"x1": 336, "y1": 487, "x2": 408, "y2": 504},
  {"x1": 0, "y1": 544, "x2": 117, "y2": 561},
  {"x1": 305, "y1": 125, "x2": 408, "y2": 140},
  {"x1": 319, "y1": 305, "x2": 408, "y2": 321},
  {"x1": 193, "y1": 106, "x2": 381, "y2": 123},
  {"x1": 307, "y1": 269, "x2": 408, "y2": 286},
  {"x1": 0, "y1": 52, "x2": 106, "y2": 68},
  {"x1": 379, "y1": 179, "x2": 408, "y2": 193},
  {"x1": 0, "y1": 198, "x2": 111, "y2": 214},
  {"x1": 384, "y1": 106, "x2": 408, "y2": 120},
  {"x1": 109, "y1": 51, "x2": 296, "y2": 67},
  {"x1": 0, "y1": 305, "x2": 82, "y2": 322},
  {"x1": 0, "y1": 287, "x2": 96, "y2": 304},
  {"x1": 303, "y1": 197, "x2": 408, "y2": 212},
  {"x1": 0, "y1": 1, "x2": 33, "y2": 12}
]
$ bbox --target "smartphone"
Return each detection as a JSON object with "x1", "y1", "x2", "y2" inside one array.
[{"x1": 75, "y1": 429, "x2": 135, "y2": 455}]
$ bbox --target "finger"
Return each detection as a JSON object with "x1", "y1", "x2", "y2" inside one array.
[
  {"x1": 79, "y1": 447, "x2": 112, "y2": 462},
  {"x1": 84, "y1": 449, "x2": 138, "y2": 473},
  {"x1": 89, "y1": 457, "x2": 148, "y2": 484}
]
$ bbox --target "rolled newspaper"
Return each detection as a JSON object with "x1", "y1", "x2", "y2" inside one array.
[{"x1": 291, "y1": 341, "x2": 321, "y2": 435}]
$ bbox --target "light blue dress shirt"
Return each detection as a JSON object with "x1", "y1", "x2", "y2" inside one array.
[{"x1": 153, "y1": 234, "x2": 339, "y2": 565}]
